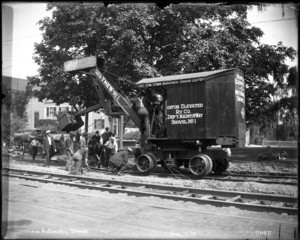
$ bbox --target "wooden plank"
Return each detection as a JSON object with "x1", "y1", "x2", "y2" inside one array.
[{"x1": 64, "y1": 56, "x2": 97, "y2": 72}]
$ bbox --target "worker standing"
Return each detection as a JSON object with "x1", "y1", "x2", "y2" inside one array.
[
  {"x1": 93, "y1": 130, "x2": 102, "y2": 144},
  {"x1": 109, "y1": 148, "x2": 134, "y2": 176},
  {"x1": 88, "y1": 135, "x2": 100, "y2": 167},
  {"x1": 79, "y1": 132, "x2": 87, "y2": 149},
  {"x1": 43, "y1": 130, "x2": 57, "y2": 167},
  {"x1": 101, "y1": 127, "x2": 113, "y2": 145},
  {"x1": 30, "y1": 137, "x2": 41, "y2": 161},
  {"x1": 105, "y1": 136, "x2": 118, "y2": 167},
  {"x1": 133, "y1": 90, "x2": 151, "y2": 148}
]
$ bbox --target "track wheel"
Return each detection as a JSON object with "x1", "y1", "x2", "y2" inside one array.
[
  {"x1": 212, "y1": 158, "x2": 229, "y2": 175},
  {"x1": 146, "y1": 152, "x2": 157, "y2": 169},
  {"x1": 189, "y1": 154, "x2": 212, "y2": 177},
  {"x1": 136, "y1": 153, "x2": 157, "y2": 174}
]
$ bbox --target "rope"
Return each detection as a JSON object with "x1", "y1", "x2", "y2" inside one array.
[{"x1": 163, "y1": 161, "x2": 193, "y2": 180}]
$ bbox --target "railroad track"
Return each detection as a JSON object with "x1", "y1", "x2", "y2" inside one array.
[
  {"x1": 89, "y1": 167, "x2": 298, "y2": 186},
  {"x1": 2, "y1": 167, "x2": 297, "y2": 215}
]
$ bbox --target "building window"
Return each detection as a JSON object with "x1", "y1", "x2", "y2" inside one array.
[
  {"x1": 59, "y1": 106, "x2": 69, "y2": 113},
  {"x1": 94, "y1": 119, "x2": 104, "y2": 130},
  {"x1": 46, "y1": 107, "x2": 57, "y2": 118},
  {"x1": 34, "y1": 112, "x2": 39, "y2": 128}
]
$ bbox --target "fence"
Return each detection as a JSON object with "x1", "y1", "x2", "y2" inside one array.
[{"x1": 262, "y1": 140, "x2": 298, "y2": 148}]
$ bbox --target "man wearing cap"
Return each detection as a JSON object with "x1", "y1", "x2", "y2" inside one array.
[
  {"x1": 108, "y1": 148, "x2": 134, "y2": 176},
  {"x1": 43, "y1": 130, "x2": 57, "y2": 167}
]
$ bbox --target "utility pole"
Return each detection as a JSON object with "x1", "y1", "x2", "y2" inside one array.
[
  {"x1": 119, "y1": 115, "x2": 124, "y2": 149},
  {"x1": 85, "y1": 113, "x2": 89, "y2": 133},
  {"x1": 85, "y1": 94, "x2": 92, "y2": 133}
]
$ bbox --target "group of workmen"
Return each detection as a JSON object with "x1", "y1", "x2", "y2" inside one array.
[{"x1": 29, "y1": 127, "x2": 134, "y2": 176}]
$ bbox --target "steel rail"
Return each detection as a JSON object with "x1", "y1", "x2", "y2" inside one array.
[
  {"x1": 2, "y1": 167, "x2": 297, "y2": 215},
  {"x1": 89, "y1": 167, "x2": 298, "y2": 185},
  {"x1": 221, "y1": 173, "x2": 298, "y2": 179},
  {"x1": 203, "y1": 176, "x2": 298, "y2": 185},
  {"x1": 228, "y1": 170, "x2": 298, "y2": 177}
]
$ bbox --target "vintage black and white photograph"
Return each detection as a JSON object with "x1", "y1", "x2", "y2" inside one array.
[{"x1": 2, "y1": 2, "x2": 298, "y2": 239}]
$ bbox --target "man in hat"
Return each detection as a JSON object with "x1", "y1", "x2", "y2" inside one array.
[
  {"x1": 101, "y1": 127, "x2": 113, "y2": 145},
  {"x1": 108, "y1": 147, "x2": 134, "y2": 176},
  {"x1": 30, "y1": 136, "x2": 42, "y2": 161},
  {"x1": 43, "y1": 130, "x2": 57, "y2": 167},
  {"x1": 104, "y1": 136, "x2": 118, "y2": 167}
]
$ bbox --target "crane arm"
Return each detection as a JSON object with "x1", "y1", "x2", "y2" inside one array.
[
  {"x1": 90, "y1": 67, "x2": 141, "y2": 128},
  {"x1": 59, "y1": 56, "x2": 141, "y2": 132}
]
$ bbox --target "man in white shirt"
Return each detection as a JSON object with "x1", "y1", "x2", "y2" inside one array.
[
  {"x1": 104, "y1": 136, "x2": 118, "y2": 167},
  {"x1": 43, "y1": 130, "x2": 57, "y2": 167}
]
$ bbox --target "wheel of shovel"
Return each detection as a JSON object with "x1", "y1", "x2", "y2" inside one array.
[
  {"x1": 136, "y1": 153, "x2": 157, "y2": 174},
  {"x1": 189, "y1": 154, "x2": 213, "y2": 177},
  {"x1": 212, "y1": 157, "x2": 229, "y2": 175}
]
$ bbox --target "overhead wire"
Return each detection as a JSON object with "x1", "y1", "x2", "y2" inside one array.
[
  {"x1": 250, "y1": 17, "x2": 296, "y2": 24},
  {"x1": 2, "y1": 33, "x2": 42, "y2": 43}
]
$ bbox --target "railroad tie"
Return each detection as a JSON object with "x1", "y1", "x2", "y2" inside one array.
[
  {"x1": 200, "y1": 195, "x2": 215, "y2": 200},
  {"x1": 225, "y1": 195, "x2": 242, "y2": 202}
]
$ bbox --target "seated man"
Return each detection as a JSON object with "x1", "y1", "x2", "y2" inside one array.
[{"x1": 108, "y1": 147, "x2": 134, "y2": 176}]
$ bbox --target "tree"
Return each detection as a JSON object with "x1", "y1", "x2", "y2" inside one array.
[
  {"x1": 28, "y1": 3, "x2": 296, "y2": 129},
  {"x1": 2, "y1": 83, "x2": 33, "y2": 146},
  {"x1": 272, "y1": 66, "x2": 298, "y2": 137}
]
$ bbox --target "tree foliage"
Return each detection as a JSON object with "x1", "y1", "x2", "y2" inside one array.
[
  {"x1": 272, "y1": 66, "x2": 298, "y2": 128},
  {"x1": 28, "y1": 3, "x2": 297, "y2": 128},
  {"x1": 1, "y1": 83, "x2": 32, "y2": 144}
]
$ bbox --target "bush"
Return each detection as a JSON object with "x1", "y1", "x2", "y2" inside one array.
[
  {"x1": 275, "y1": 125, "x2": 288, "y2": 141},
  {"x1": 123, "y1": 130, "x2": 139, "y2": 140},
  {"x1": 36, "y1": 119, "x2": 62, "y2": 133}
]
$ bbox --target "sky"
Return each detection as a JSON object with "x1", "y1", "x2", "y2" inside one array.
[{"x1": 2, "y1": 2, "x2": 298, "y2": 79}]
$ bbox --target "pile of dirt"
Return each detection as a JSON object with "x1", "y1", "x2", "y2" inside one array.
[{"x1": 228, "y1": 161, "x2": 297, "y2": 176}]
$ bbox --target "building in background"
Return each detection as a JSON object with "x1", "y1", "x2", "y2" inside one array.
[{"x1": 2, "y1": 76, "x2": 27, "y2": 92}]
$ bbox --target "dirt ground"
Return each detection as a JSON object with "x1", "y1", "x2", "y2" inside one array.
[{"x1": 3, "y1": 149, "x2": 298, "y2": 198}]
